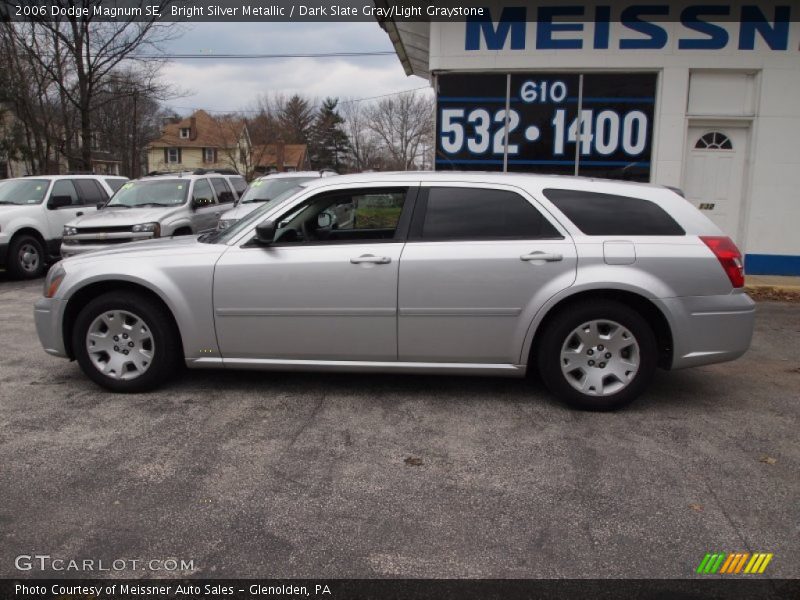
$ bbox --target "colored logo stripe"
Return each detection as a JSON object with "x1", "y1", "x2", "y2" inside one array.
[{"x1": 698, "y1": 552, "x2": 773, "y2": 574}]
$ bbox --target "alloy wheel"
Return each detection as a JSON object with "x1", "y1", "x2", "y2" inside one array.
[
  {"x1": 85, "y1": 310, "x2": 154, "y2": 380},
  {"x1": 560, "y1": 319, "x2": 640, "y2": 397}
]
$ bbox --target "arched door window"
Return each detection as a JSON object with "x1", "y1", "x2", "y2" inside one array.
[{"x1": 695, "y1": 131, "x2": 733, "y2": 150}]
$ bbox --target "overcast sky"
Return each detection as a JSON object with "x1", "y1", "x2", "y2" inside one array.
[{"x1": 157, "y1": 22, "x2": 430, "y2": 115}]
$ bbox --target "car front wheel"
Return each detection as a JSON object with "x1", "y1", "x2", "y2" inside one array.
[
  {"x1": 537, "y1": 300, "x2": 657, "y2": 410},
  {"x1": 72, "y1": 291, "x2": 182, "y2": 392},
  {"x1": 8, "y1": 234, "x2": 46, "y2": 279}
]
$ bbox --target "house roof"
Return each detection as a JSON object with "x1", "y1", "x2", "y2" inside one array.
[
  {"x1": 149, "y1": 110, "x2": 246, "y2": 149},
  {"x1": 251, "y1": 144, "x2": 308, "y2": 169}
]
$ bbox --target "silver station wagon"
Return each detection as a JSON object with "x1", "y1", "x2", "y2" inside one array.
[{"x1": 35, "y1": 172, "x2": 755, "y2": 410}]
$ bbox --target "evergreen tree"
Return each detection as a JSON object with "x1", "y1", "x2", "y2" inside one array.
[
  {"x1": 278, "y1": 94, "x2": 315, "y2": 145},
  {"x1": 310, "y1": 97, "x2": 350, "y2": 171}
]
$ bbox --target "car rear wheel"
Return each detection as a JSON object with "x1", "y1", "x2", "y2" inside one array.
[
  {"x1": 72, "y1": 292, "x2": 181, "y2": 392},
  {"x1": 537, "y1": 300, "x2": 657, "y2": 410},
  {"x1": 8, "y1": 234, "x2": 46, "y2": 279}
]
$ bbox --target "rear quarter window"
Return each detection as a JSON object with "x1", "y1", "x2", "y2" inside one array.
[{"x1": 543, "y1": 188, "x2": 685, "y2": 236}]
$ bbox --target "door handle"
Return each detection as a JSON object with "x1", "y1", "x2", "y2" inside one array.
[
  {"x1": 76, "y1": 211, "x2": 84, "y2": 217},
  {"x1": 350, "y1": 254, "x2": 391, "y2": 265},
  {"x1": 521, "y1": 251, "x2": 563, "y2": 263}
]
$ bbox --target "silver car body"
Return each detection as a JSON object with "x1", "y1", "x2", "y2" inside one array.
[
  {"x1": 36, "y1": 172, "x2": 754, "y2": 377},
  {"x1": 61, "y1": 173, "x2": 237, "y2": 257}
]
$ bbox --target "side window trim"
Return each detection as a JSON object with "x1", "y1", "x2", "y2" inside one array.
[{"x1": 408, "y1": 185, "x2": 566, "y2": 242}]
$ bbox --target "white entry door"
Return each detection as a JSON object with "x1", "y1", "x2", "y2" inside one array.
[{"x1": 684, "y1": 127, "x2": 748, "y2": 243}]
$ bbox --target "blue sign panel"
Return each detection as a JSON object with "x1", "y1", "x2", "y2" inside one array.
[{"x1": 436, "y1": 72, "x2": 657, "y2": 181}]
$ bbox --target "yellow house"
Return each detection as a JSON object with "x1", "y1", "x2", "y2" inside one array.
[{"x1": 147, "y1": 110, "x2": 250, "y2": 174}]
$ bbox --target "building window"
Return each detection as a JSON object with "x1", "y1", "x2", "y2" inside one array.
[
  {"x1": 167, "y1": 148, "x2": 180, "y2": 163},
  {"x1": 204, "y1": 148, "x2": 215, "y2": 163},
  {"x1": 695, "y1": 132, "x2": 733, "y2": 150},
  {"x1": 180, "y1": 127, "x2": 191, "y2": 139}
]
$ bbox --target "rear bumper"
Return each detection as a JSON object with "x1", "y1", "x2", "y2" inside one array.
[
  {"x1": 34, "y1": 296, "x2": 68, "y2": 358},
  {"x1": 657, "y1": 292, "x2": 755, "y2": 369}
]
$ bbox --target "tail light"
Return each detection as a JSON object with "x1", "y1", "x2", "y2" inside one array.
[{"x1": 700, "y1": 236, "x2": 745, "y2": 288}]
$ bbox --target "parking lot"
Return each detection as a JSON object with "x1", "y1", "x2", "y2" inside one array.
[{"x1": 1, "y1": 274, "x2": 798, "y2": 579}]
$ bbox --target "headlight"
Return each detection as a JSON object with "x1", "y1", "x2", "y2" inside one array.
[
  {"x1": 132, "y1": 222, "x2": 161, "y2": 236},
  {"x1": 63, "y1": 226, "x2": 78, "y2": 236},
  {"x1": 43, "y1": 263, "x2": 66, "y2": 298},
  {"x1": 217, "y1": 219, "x2": 237, "y2": 230}
]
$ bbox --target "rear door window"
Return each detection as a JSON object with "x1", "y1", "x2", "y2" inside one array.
[
  {"x1": 543, "y1": 188, "x2": 685, "y2": 235},
  {"x1": 229, "y1": 176, "x2": 247, "y2": 196},
  {"x1": 105, "y1": 178, "x2": 127, "y2": 193},
  {"x1": 74, "y1": 179, "x2": 109, "y2": 205},
  {"x1": 416, "y1": 187, "x2": 561, "y2": 240},
  {"x1": 211, "y1": 178, "x2": 235, "y2": 204}
]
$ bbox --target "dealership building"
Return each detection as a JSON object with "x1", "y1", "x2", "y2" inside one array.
[{"x1": 378, "y1": 1, "x2": 800, "y2": 275}]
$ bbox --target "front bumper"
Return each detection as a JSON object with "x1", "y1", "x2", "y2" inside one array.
[
  {"x1": 34, "y1": 296, "x2": 68, "y2": 358},
  {"x1": 658, "y1": 292, "x2": 756, "y2": 369}
]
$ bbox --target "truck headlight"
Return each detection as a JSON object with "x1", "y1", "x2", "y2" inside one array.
[
  {"x1": 132, "y1": 222, "x2": 160, "y2": 237},
  {"x1": 63, "y1": 226, "x2": 78, "y2": 236},
  {"x1": 43, "y1": 263, "x2": 66, "y2": 298},
  {"x1": 217, "y1": 219, "x2": 237, "y2": 230}
]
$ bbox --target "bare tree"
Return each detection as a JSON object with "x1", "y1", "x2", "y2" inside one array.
[
  {"x1": 0, "y1": 22, "x2": 67, "y2": 173},
  {"x1": 93, "y1": 68, "x2": 176, "y2": 177},
  {"x1": 210, "y1": 114, "x2": 252, "y2": 176},
  {"x1": 2, "y1": 1, "x2": 180, "y2": 171},
  {"x1": 365, "y1": 91, "x2": 434, "y2": 170},
  {"x1": 340, "y1": 99, "x2": 389, "y2": 172}
]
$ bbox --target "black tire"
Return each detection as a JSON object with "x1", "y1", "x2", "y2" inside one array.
[
  {"x1": 172, "y1": 227, "x2": 193, "y2": 236},
  {"x1": 8, "y1": 234, "x2": 46, "y2": 279},
  {"x1": 536, "y1": 299, "x2": 657, "y2": 411},
  {"x1": 72, "y1": 291, "x2": 182, "y2": 393}
]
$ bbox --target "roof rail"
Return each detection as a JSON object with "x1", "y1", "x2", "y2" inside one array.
[{"x1": 191, "y1": 168, "x2": 240, "y2": 176}]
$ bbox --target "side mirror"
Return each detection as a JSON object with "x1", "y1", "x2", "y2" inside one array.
[
  {"x1": 255, "y1": 220, "x2": 276, "y2": 245},
  {"x1": 48, "y1": 195, "x2": 72, "y2": 209},
  {"x1": 317, "y1": 212, "x2": 332, "y2": 228}
]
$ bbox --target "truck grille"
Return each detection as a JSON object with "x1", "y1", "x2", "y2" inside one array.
[{"x1": 75, "y1": 226, "x2": 133, "y2": 234}]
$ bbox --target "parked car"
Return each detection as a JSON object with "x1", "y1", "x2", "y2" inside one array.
[
  {"x1": 216, "y1": 170, "x2": 337, "y2": 230},
  {"x1": 35, "y1": 172, "x2": 754, "y2": 410},
  {"x1": 0, "y1": 174, "x2": 126, "y2": 278},
  {"x1": 61, "y1": 170, "x2": 241, "y2": 258}
]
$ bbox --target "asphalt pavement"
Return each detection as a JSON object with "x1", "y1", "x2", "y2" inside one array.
[{"x1": 1, "y1": 274, "x2": 798, "y2": 578}]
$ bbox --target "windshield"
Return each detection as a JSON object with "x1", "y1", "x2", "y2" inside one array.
[
  {"x1": 0, "y1": 179, "x2": 50, "y2": 205},
  {"x1": 106, "y1": 179, "x2": 189, "y2": 208},
  {"x1": 201, "y1": 186, "x2": 306, "y2": 245},
  {"x1": 239, "y1": 177, "x2": 315, "y2": 204}
]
